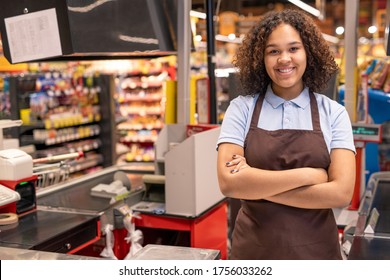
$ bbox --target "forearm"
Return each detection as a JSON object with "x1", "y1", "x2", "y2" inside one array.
[
  {"x1": 217, "y1": 143, "x2": 327, "y2": 200},
  {"x1": 219, "y1": 163, "x2": 327, "y2": 200},
  {"x1": 267, "y1": 181, "x2": 351, "y2": 209},
  {"x1": 267, "y1": 149, "x2": 356, "y2": 209}
]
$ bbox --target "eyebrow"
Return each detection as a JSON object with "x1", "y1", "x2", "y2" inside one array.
[{"x1": 265, "y1": 41, "x2": 303, "y2": 49}]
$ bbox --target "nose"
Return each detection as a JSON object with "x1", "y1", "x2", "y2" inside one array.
[{"x1": 277, "y1": 52, "x2": 291, "y2": 63}]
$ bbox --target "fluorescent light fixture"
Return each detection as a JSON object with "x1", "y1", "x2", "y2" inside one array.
[
  {"x1": 215, "y1": 34, "x2": 242, "y2": 44},
  {"x1": 215, "y1": 67, "x2": 238, "y2": 78},
  {"x1": 321, "y1": 33, "x2": 339, "y2": 44},
  {"x1": 190, "y1": 10, "x2": 207, "y2": 19},
  {"x1": 288, "y1": 0, "x2": 321, "y2": 18}
]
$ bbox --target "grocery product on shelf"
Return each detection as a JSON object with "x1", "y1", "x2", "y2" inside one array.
[
  {"x1": 7, "y1": 71, "x2": 116, "y2": 185},
  {"x1": 0, "y1": 76, "x2": 11, "y2": 119},
  {"x1": 113, "y1": 59, "x2": 171, "y2": 164}
]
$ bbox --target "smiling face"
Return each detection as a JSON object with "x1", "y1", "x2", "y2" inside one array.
[{"x1": 264, "y1": 23, "x2": 307, "y2": 100}]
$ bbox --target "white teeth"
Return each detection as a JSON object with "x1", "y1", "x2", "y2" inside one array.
[{"x1": 279, "y1": 68, "x2": 292, "y2": 73}]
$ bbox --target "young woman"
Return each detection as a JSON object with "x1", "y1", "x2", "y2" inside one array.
[{"x1": 217, "y1": 9, "x2": 356, "y2": 259}]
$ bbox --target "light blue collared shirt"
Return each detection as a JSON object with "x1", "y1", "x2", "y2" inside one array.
[{"x1": 217, "y1": 85, "x2": 356, "y2": 153}]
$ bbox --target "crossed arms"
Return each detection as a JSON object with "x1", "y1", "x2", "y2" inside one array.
[{"x1": 217, "y1": 143, "x2": 356, "y2": 209}]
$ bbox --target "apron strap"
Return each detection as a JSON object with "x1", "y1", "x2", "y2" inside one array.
[
  {"x1": 309, "y1": 91, "x2": 321, "y2": 131},
  {"x1": 249, "y1": 94, "x2": 264, "y2": 129}
]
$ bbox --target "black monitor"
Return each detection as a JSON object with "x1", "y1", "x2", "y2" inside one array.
[{"x1": 0, "y1": 0, "x2": 180, "y2": 63}]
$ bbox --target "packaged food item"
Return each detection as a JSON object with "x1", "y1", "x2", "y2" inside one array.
[
  {"x1": 363, "y1": 59, "x2": 377, "y2": 75},
  {"x1": 383, "y1": 64, "x2": 390, "y2": 93},
  {"x1": 371, "y1": 60, "x2": 389, "y2": 90}
]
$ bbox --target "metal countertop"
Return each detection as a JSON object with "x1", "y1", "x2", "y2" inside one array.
[{"x1": 0, "y1": 246, "x2": 100, "y2": 260}]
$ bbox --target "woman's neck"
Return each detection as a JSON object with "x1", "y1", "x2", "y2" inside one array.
[{"x1": 271, "y1": 82, "x2": 304, "y2": 100}]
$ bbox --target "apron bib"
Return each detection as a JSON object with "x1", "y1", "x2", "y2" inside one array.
[{"x1": 230, "y1": 92, "x2": 341, "y2": 260}]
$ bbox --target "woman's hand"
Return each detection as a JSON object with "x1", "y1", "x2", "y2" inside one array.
[{"x1": 225, "y1": 154, "x2": 250, "y2": 174}]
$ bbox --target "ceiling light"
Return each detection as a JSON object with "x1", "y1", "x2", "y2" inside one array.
[
  {"x1": 227, "y1": 33, "x2": 236, "y2": 40},
  {"x1": 194, "y1": 35, "x2": 203, "y2": 42},
  {"x1": 190, "y1": 10, "x2": 206, "y2": 19},
  {"x1": 215, "y1": 34, "x2": 242, "y2": 44},
  {"x1": 287, "y1": 0, "x2": 321, "y2": 18},
  {"x1": 335, "y1": 26, "x2": 344, "y2": 35},
  {"x1": 368, "y1": 26, "x2": 377, "y2": 34},
  {"x1": 322, "y1": 33, "x2": 339, "y2": 44}
]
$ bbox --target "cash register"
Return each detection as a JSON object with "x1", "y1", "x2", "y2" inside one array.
[{"x1": 0, "y1": 149, "x2": 36, "y2": 215}]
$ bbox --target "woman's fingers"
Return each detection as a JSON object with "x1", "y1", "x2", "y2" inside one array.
[
  {"x1": 226, "y1": 155, "x2": 245, "y2": 166},
  {"x1": 226, "y1": 155, "x2": 248, "y2": 173}
]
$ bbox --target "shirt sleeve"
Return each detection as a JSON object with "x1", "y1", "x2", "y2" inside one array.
[
  {"x1": 216, "y1": 96, "x2": 253, "y2": 150},
  {"x1": 330, "y1": 105, "x2": 356, "y2": 153}
]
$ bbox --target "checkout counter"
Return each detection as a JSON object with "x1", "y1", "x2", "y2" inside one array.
[
  {"x1": 0, "y1": 244, "x2": 220, "y2": 260},
  {"x1": 0, "y1": 164, "x2": 144, "y2": 256},
  {"x1": 348, "y1": 172, "x2": 390, "y2": 259},
  {"x1": 0, "y1": 125, "x2": 227, "y2": 260}
]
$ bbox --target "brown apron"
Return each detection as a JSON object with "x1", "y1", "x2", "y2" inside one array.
[{"x1": 230, "y1": 91, "x2": 341, "y2": 260}]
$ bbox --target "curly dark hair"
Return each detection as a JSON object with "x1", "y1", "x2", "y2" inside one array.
[{"x1": 233, "y1": 9, "x2": 339, "y2": 95}]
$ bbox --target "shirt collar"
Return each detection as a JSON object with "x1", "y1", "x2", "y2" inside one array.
[{"x1": 264, "y1": 85, "x2": 311, "y2": 109}]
